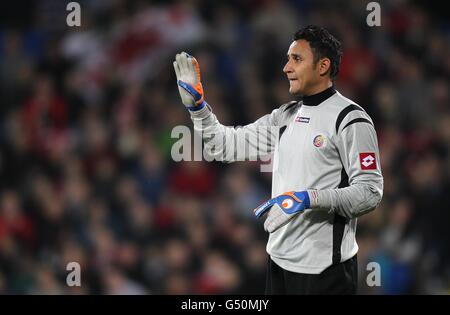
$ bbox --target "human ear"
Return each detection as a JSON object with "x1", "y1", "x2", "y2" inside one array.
[{"x1": 319, "y1": 58, "x2": 331, "y2": 76}]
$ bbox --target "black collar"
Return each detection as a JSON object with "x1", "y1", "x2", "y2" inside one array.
[{"x1": 302, "y1": 86, "x2": 336, "y2": 106}]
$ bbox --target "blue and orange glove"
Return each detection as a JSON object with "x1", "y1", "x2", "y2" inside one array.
[
  {"x1": 254, "y1": 191, "x2": 310, "y2": 233},
  {"x1": 173, "y1": 52, "x2": 206, "y2": 111}
]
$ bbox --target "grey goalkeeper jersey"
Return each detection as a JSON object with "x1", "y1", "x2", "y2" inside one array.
[{"x1": 189, "y1": 87, "x2": 383, "y2": 274}]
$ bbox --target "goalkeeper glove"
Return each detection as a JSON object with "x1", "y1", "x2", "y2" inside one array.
[
  {"x1": 254, "y1": 191, "x2": 311, "y2": 233},
  {"x1": 173, "y1": 52, "x2": 206, "y2": 111}
]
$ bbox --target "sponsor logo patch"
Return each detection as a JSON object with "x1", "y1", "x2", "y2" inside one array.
[
  {"x1": 281, "y1": 198, "x2": 294, "y2": 209},
  {"x1": 359, "y1": 152, "x2": 377, "y2": 170},
  {"x1": 295, "y1": 116, "x2": 310, "y2": 123}
]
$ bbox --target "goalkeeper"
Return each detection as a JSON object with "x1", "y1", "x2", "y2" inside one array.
[{"x1": 173, "y1": 25, "x2": 383, "y2": 294}]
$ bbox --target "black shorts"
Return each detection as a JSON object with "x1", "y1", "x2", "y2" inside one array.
[{"x1": 265, "y1": 255, "x2": 358, "y2": 295}]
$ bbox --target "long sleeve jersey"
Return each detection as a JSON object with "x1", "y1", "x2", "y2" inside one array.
[{"x1": 188, "y1": 86, "x2": 383, "y2": 274}]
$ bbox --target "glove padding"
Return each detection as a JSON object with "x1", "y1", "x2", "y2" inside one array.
[
  {"x1": 173, "y1": 52, "x2": 205, "y2": 111},
  {"x1": 254, "y1": 191, "x2": 310, "y2": 233}
]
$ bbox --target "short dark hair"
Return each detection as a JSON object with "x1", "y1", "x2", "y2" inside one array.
[{"x1": 293, "y1": 25, "x2": 342, "y2": 79}]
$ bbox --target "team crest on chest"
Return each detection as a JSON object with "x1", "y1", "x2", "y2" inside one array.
[{"x1": 313, "y1": 134, "x2": 326, "y2": 148}]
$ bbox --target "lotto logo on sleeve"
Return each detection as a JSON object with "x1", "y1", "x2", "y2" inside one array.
[{"x1": 359, "y1": 152, "x2": 377, "y2": 170}]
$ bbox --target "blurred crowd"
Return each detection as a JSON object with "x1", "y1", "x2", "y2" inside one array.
[{"x1": 0, "y1": 0, "x2": 449, "y2": 294}]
